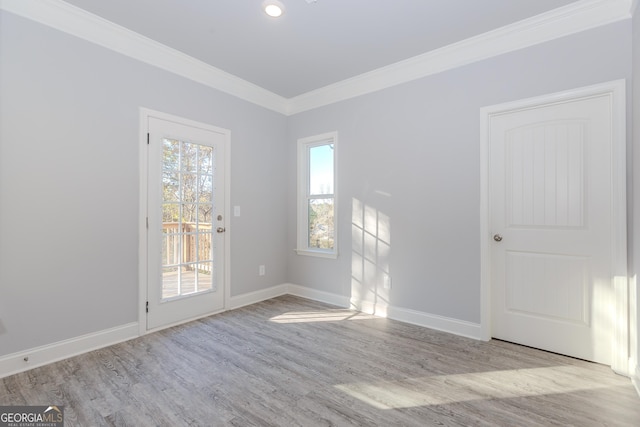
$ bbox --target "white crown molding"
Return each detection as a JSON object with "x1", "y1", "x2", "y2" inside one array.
[
  {"x1": 0, "y1": 0, "x2": 290, "y2": 115},
  {"x1": 287, "y1": 0, "x2": 633, "y2": 114},
  {"x1": 0, "y1": 0, "x2": 633, "y2": 116}
]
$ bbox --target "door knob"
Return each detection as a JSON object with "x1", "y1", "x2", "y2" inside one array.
[
  {"x1": 493, "y1": 234, "x2": 502, "y2": 242},
  {"x1": 216, "y1": 227, "x2": 226, "y2": 233}
]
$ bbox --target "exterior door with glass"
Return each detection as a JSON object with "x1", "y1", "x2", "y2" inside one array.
[{"x1": 146, "y1": 115, "x2": 227, "y2": 330}]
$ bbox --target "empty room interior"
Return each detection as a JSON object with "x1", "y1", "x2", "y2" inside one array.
[{"x1": 1, "y1": 0, "x2": 640, "y2": 425}]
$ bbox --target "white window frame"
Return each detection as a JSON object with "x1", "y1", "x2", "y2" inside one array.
[{"x1": 296, "y1": 132, "x2": 338, "y2": 259}]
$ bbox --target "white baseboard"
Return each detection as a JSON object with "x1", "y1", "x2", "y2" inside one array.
[
  {"x1": 350, "y1": 298, "x2": 389, "y2": 317},
  {"x1": 0, "y1": 322, "x2": 139, "y2": 379},
  {"x1": 286, "y1": 283, "x2": 351, "y2": 308},
  {"x1": 287, "y1": 284, "x2": 482, "y2": 339},
  {"x1": 349, "y1": 297, "x2": 482, "y2": 340},
  {"x1": 0, "y1": 284, "x2": 483, "y2": 379},
  {"x1": 633, "y1": 364, "x2": 640, "y2": 397},
  {"x1": 227, "y1": 283, "x2": 290, "y2": 310},
  {"x1": 387, "y1": 305, "x2": 482, "y2": 340}
]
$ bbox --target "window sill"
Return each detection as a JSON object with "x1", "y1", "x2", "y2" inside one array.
[{"x1": 295, "y1": 248, "x2": 338, "y2": 259}]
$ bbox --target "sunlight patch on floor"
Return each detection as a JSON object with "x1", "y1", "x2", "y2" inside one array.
[
  {"x1": 335, "y1": 365, "x2": 622, "y2": 409},
  {"x1": 269, "y1": 309, "x2": 378, "y2": 323}
]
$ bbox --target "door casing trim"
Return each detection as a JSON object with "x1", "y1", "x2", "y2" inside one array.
[
  {"x1": 479, "y1": 80, "x2": 628, "y2": 374},
  {"x1": 138, "y1": 108, "x2": 231, "y2": 336}
]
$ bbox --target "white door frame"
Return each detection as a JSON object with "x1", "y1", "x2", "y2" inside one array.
[
  {"x1": 138, "y1": 108, "x2": 231, "y2": 335},
  {"x1": 479, "y1": 80, "x2": 629, "y2": 375}
]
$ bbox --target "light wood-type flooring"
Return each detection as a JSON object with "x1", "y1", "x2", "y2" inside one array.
[{"x1": 1, "y1": 295, "x2": 639, "y2": 426}]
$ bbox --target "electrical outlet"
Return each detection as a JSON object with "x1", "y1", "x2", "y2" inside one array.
[
  {"x1": 259, "y1": 265, "x2": 266, "y2": 276},
  {"x1": 383, "y1": 274, "x2": 392, "y2": 290}
]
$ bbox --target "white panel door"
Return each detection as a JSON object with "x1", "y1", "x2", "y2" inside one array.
[
  {"x1": 490, "y1": 94, "x2": 614, "y2": 364},
  {"x1": 146, "y1": 116, "x2": 227, "y2": 330}
]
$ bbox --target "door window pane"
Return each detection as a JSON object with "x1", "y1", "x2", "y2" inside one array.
[
  {"x1": 162, "y1": 203, "x2": 179, "y2": 223},
  {"x1": 161, "y1": 139, "x2": 217, "y2": 299},
  {"x1": 163, "y1": 139, "x2": 179, "y2": 171},
  {"x1": 198, "y1": 146, "x2": 213, "y2": 173},
  {"x1": 199, "y1": 175, "x2": 213, "y2": 202},
  {"x1": 196, "y1": 262, "x2": 213, "y2": 291},
  {"x1": 162, "y1": 171, "x2": 179, "y2": 202},
  {"x1": 181, "y1": 142, "x2": 197, "y2": 172},
  {"x1": 181, "y1": 174, "x2": 198, "y2": 203},
  {"x1": 179, "y1": 203, "x2": 195, "y2": 223},
  {"x1": 197, "y1": 205, "x2": 213, "y2": 223}
]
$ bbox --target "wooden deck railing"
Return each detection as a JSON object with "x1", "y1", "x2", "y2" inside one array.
[{"x1": 162, "y1": 222, "x2": 213, "y2": 271}]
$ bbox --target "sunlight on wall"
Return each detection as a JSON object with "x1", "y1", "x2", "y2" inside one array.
[
  {"x1": 350, "y1": 198, "x2": 391, "y2": 316},
  {"x1": 630, "y1": 274, "x2": 638, "y2": 377},
  {"x1": 335, "y1": 365, "x2": 623, "y2": 409},
  {"x1": 591, "y1": 276, "x2": 615, "y2": 365},
  {"x1": 611, "y1": 275, "x2": 629, "y2": 373},
  {"x1": 269, "y1": 309, "x2": 378, "y2": 324}
]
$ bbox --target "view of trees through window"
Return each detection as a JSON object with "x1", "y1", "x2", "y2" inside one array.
[
  {"x1": 309, "y1": 199, "x2": 334, "y2": 249},
  {"x1": 161, "y1": 139, "x2": 215, "y2": 298},
  {"x1": 307, "y1": 143, "x2": 335, "y2": 250}
]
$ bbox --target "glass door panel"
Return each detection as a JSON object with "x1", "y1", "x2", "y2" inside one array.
[
  {"x1": 161, "y1": 138, "x2": 215, "y2": 300},
  {"x1": 146, "y1": 113, "x2": 227, "y2": 331}
]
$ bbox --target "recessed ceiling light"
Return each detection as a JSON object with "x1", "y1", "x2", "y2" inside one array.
[{"x1": 264, "y1": 1, "x2": 284, "y2": 18}]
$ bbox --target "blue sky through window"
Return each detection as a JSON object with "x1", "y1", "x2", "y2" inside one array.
[{"x1": 309, "y1": 143, "x2": 334, "y2": 195}]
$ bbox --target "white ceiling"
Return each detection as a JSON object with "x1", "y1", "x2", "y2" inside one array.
[{"x1": 60, "y1": 0, "x2": 580, "y2": 98}]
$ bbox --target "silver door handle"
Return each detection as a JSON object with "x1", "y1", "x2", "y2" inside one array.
[
  {"x1": 493, "y1": 234, "x2": 502, "y2": 242},
  {"x1": 216, "y1": 227, "x2": 226, "y2": 233}
]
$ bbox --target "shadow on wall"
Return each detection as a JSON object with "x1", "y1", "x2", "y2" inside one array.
[{"x1": 350, "y1": 197, "x2": 392, "y2": 316}]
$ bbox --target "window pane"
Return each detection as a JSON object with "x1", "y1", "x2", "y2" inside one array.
[
  {"x1": 297, "y1": 133, "x2": 338, "y2": 257},
  {"x1": 162, "y1": 266, "x2": 179, "y2": 299},
  {"x1": 178, "y1": 265, "x2": 197, "y2": 295},
  {"x1": 161, "y1": 138, "x2": 218, "y2": 299},
  {"x1": 308, "y1": 198, "x2": 334, "y2": 249},
  {"x1": 198, "y1": 175, "x2": 213, "y2": 203},
  {"x1": 198, "y1": 204, "x2": 213, "y2": 223},
  {"x1": 198, "y1": 146, "x2": 213, "y2": 173},
  {"x1": 162, "y1": 234, "x2": 179, "y2": 266},
  {"x1": 162, "y1": 171, "x2": 179, "y2": 202},
  {"x1": 196, "y1": 262, "x2": 214, "y2": 292},
  {"x1": 181, "y1": 203, "x2": 197, "y2": 223},
  {"x1": 181, "y1": 142, "x2": 197, "y2": 172},
  {"x1": 309, "y1": 144, "x2": 334, "y2": 195},
  {"x1": 197, "y1": 232, "x2": 213, "y2": 260},
  {"x1": 162, "y1": 139, "x2": 179, "y2": 171},
  {"x1": 163, "y1": 203, "x2": 179, "y2": 223},
  {"x1": 180, "y1": 238, "x2": 198, "y2": 269},
  {"x1": 181, "y1": 173, "x2": 197, "y2": 203}
]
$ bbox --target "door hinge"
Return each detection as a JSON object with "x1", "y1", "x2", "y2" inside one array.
[
  {"x1": 147, "y1": 133, "x2": 150, "y2": 144},
  {"x1": 146, "y1": 301, "x2": 149, "y2": 313}
]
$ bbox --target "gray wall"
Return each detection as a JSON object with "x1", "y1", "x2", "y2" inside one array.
[
  {"x1": 1, "y1": 8, "x2": 638, "y2": 370},
  {"x1": 633, "y1": 5, "x2": 640, "y2": 377},
  {"x1": 287, "y1": 22, "x2": 633, "y2": 324},
  {"x1": 0, "y1": 11, "x2": 289, "y2": 356}
]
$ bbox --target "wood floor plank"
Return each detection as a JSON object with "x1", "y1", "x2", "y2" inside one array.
[{"x1": 1, "y1": 295, "x2": 638, "y2": 426}]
